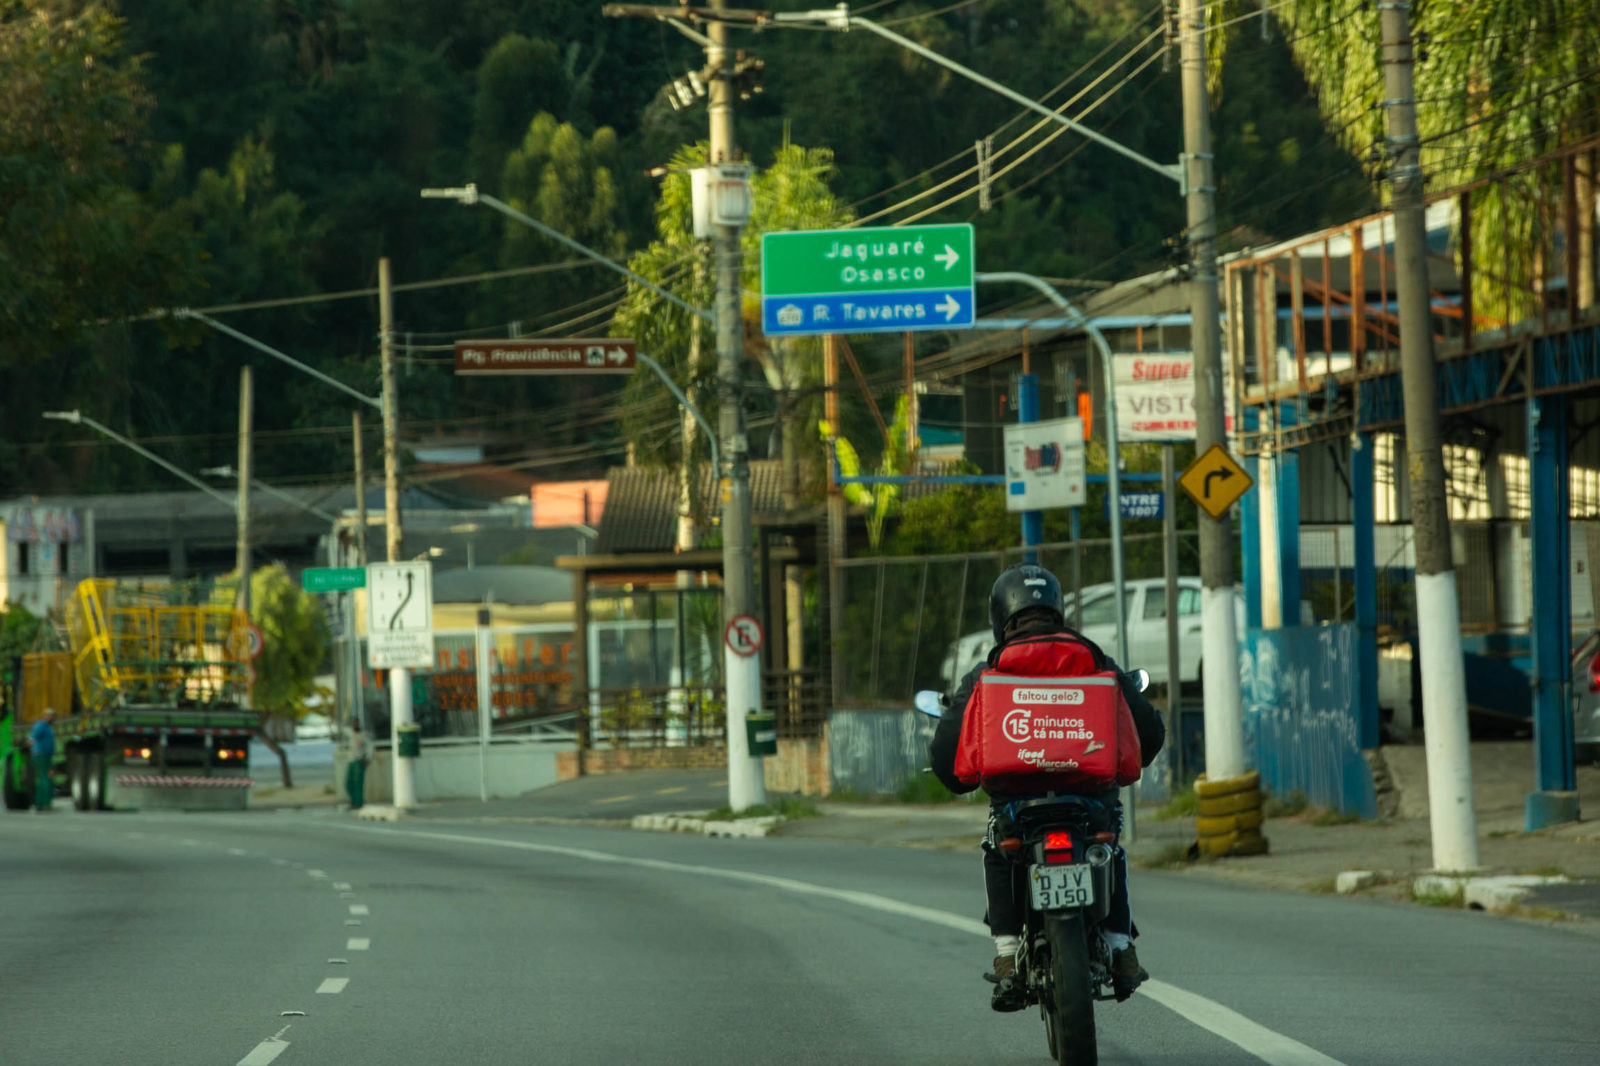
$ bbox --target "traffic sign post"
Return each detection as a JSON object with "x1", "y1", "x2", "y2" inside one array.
[
  {"x1": 761, "y1": 224, "x2": 975, "y2": 336},
  {"x1": 366, "y1": 561, "x2": 435, "y2": 670},
  {"x1": 303, "y1": 567, "x2": 366, "y2": 594},
  {"x1": 1179, "y1": 444, "x2": 1254, "y2": 519},
  {"x1": 454, "y1": 338, "x2": 636, "y2": 375},
  {"x1": 724, "y1": 614, "x2": 764, "y2": 658}
]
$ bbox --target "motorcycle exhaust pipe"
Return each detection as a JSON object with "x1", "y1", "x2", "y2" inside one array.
[{"x1": 1085, "y1": 843, "x2": 1114, "y2": 867}]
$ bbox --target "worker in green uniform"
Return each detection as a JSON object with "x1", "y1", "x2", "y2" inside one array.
[{"x1": 345, "y1": 718, "x2": 373, "y2": 810}]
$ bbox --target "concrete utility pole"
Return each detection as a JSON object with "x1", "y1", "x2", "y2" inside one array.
[
  {"x1": 707, "y1": 0, "x2": 766, "y2": 811},
  {"x1": 353, "y1": 411, "x2": 368, "y2": 567},
  {"x1": 1379, "y1": 0, "x2": 1478, "y2": 870},
  {"x1": 1178, "y1": 0, "x2": 1246, "y2": 782},
  {"x1": 379, "y1": 256, "x2": 417, "y2": 810}
]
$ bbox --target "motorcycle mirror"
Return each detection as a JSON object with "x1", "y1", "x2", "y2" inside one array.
[
  {"x1": 913, "y1": 690, "x2": 944, "y2": 718},
  {"x1": 1130, "y1": 668, "x2": 1151, "y2": 693}
]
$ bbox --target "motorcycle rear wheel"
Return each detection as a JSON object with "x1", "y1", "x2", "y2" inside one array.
[{"x1": 1044, "y1": 913, "x2": 1097, "y2": 1066}]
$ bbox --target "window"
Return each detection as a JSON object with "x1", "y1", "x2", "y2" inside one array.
[
  {"x1": 1141, "y1": 586, "x2": 1201, "y2": 620},
  {"x1": 1078, "y1": 590, "x2": 1134, "y2": 627}
]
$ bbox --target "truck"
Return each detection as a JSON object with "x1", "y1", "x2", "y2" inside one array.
[{"x1": 2, "y1": 578, "x2": 258, "y2": 812}]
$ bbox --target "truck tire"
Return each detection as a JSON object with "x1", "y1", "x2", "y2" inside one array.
[
  {"x1": 69, "y1": 750, "x2": 89, "y2": 811},
  {"x1": 87, "y1": 752, "x2": 107, "y2": 811}
]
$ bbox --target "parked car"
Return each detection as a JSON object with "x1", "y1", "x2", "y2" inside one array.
[
  {"x1": 1568, "y1": 632, "x2": 1600, "y2": 764},
  {"x1": 938, "y1": 578, "x2": 1246, "y2": 691}
]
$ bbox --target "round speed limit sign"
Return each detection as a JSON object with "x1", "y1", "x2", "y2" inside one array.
[{"x1": 724, "y1": 614, "x2": 764, "y2": 658}]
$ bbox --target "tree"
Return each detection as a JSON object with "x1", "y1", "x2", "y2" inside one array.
[
  {"x1": 611, "y1": 141, "x2": 853, "y2": 543},
  {"x1": 1272, "y1": 0, "x2": 1600, "y2": 320},
  {"x1": 0, "y1": 3, "x2": 195, "y2": 363},
  {"x1": 247, "y1": 564, "x2": 330, "y2": 787}
]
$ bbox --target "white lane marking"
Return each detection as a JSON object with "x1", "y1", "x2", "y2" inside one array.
[
  {"x1": 228, "y1": 848, "x2": 249, "y2": 856},
  {"x1": 307, "y1": 869, "x2": 327, "y2": 879},
  {"x1": 1141, "y1": 982, "x2": 1347, "y2": 1066},
  {"x1": 237, "y1": 1038, "x2": 289, "y2": 1065},
  {"x1": 316, "y1": 978, "x2": 349, "y2": 994},
  {"x1": 271, "y1": 858, "x2": 289, "y2": 866},
  {"x1": 180, "y1": 838, "x2": 200, "y2": 847},
  {"x1": 343, "y1": 919, "x2": 363, "y2": 926},
  {"x1": 334, "y1": 823, "x2": 1352, "y2": 1066},
  {"x1": 347, "y1": 938, "x2": 370, "y2": 951},
  {"x1": 332, "y1": 882, "x2": 351, "y2": 891},
  {"x1": 349, "y1": 904, "x2": 369, "y2": 916}
]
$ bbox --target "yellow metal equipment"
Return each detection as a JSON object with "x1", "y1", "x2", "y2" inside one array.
[{"x1": 63, "y1": 580, "x2": 251, "y2": 712}]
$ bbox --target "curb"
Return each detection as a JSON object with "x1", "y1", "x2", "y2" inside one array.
[
  {"x1": 353, "y1": 805, "x2": 408, "y2": 822},
  {"x1": 1411, "y1": 872, "x2": 1570, "y2": 912},
  {"x1": 630, "y1": 812, "x2": 783, "y2": 838}
]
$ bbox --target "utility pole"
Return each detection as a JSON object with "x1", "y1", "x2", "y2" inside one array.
[
  {"x1": 235, "y1": 366, "x2": 254, "y2": 709},
  {"x1": 1380, "y1": 0, "x2": 1478, "y2": 870},
  {"x1": 1179, "y1": 0, "x2": 1246, "y2": 782},
  {"x1": 708, "y1": 0, "x2": 765, "y2": 810},
  {"x1": 379, "y1": 256, "x2": 417, "y2": 810},
  {"x1": 353, "y1": 411, "x2": 368, "y2": 567}
]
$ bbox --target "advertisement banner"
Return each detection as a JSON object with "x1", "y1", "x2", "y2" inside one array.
[
  {"x1": 1114, "y1": 352, "x2": 1235, "y2": 442},
  {"x1": 1003, "y1": 417, "x2": 1086, "y2": 512}
]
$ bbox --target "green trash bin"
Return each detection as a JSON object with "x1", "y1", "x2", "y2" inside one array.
[
  {"x1": 745, "y1": 714, "x2": 778, "y2": 758},
  {"x1": 397, "y1": 723, "x2": 422, "y2": 759}
]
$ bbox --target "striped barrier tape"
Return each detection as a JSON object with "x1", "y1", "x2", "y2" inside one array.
[{"x1": 114, "y1": 776, "x2": 254, "y2": 788}]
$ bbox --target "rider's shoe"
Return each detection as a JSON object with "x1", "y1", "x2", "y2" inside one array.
[
  {"x1": 1110, "y1": 945, "x2": 1149, "y2": 1002},
  {"x1": 985, "y1": 954, "x2": 1027, "y2": 1012}
]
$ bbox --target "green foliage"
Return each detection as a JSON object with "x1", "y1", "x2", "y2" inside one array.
[
  {"x1": 1263, "y1": 788, "x2": 1309, "y2": 818},
  {"x1": 1151, "y1": 784, "x2": 1199, "y2": 821},
  {"x1": 1273, "y1": 0, "x2": 1600, "y2": 320},
  {"x1": 895, "y1": 771, "x2": 960, "y2": 805},
  {"x1": 247, "y1": 564, "x2": 329, "y2": 722},
  {"x1": 0, "y1": 604, "x2": 43, "y2": 669}
]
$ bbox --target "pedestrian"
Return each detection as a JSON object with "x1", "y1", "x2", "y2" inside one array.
[
  {"x1": 345, "y1": 718, "x2": 373, "y2": 810},
  {"x1": 29, "y1": 708, "x2": 57, "y2": 812}
]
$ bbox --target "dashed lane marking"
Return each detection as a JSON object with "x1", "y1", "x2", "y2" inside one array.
[
  {"x1": 655, "y1": 787, "x2": 688, "y2": 795},
  {"x1": 315, "y1": 978, "x2": 349, "y2": 994},
  {"x1": 349, "y1": 904, "x2": 369, "y2": 916},
  {"x1": 332, "y1": 822, "x2": 1354, "y2": 1066},
  {"x1": 347, "y1": 938, "x2": 370, "y2": 951},
  {"x1": 593, "y1": 794, "x2": 635, "y2": 805}
]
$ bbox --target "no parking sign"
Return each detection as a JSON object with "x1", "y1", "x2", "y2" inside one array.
[{"x1": 724, "y1": 614, "x2": 764, "y2": 658}]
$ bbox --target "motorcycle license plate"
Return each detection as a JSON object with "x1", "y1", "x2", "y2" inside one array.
[{"x1": 1030, "y1": 864, "x2": 1095, "y2": 910}]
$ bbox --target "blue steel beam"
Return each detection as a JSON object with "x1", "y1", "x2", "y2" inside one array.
[
  {"x1": 1527, "y1": 393, "x2": 1578, "y2": 827},
  {"x1": 1352, "y1": 430, "x2": 1380, "y2": 749}
]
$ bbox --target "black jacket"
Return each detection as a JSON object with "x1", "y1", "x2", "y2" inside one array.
[{"x1": 928, "y1": 618, "x2": 1166, "y2": 799}]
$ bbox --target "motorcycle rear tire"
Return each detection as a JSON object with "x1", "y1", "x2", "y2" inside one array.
[{"x1": 1044, "y1": 913, "x2": 1097, "y2": 1066}]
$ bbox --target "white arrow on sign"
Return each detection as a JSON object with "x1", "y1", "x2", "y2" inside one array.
[
  {"x1": 937, "y1": 294, "x2": 962, "y2": 321},
  {"x1": 607, "y1": 347, "x2": 629, "y2": 365},
  {"x1": 934, "y1": 244, "x2": 961, "y2": 270}
]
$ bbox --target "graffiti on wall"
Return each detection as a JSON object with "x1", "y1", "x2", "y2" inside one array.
[
  {"x1": 828, "y1": 709, "x2": 939, "y2": 796},
  {"x1": 1241, "y1": 623, "x2": 1377, "y2": 819}
]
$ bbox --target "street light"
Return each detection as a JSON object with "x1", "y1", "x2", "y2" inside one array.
[
  {"x1": 43, "y1": 410, "x2": 237, "y2": 508},
  {"x1": 201, "y1": 465, "x2": 340, "y2": 524}
]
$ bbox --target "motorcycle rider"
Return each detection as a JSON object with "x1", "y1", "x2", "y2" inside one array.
[{"x1": 929, "y1": 563, "x2": 1166, "y2": 1012}]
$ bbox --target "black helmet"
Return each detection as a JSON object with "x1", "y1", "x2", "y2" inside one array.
[{"x1": 989, "y1": 563, "x2": 1064, "y2": 643}]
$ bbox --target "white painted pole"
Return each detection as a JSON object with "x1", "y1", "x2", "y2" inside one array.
[
  {"x1": 389, "y1": 668, "x2": 416, "y2": 808},
  {"x1": 724, "y1": 647, "x2": 766, "y2": 811},
  {"x1": 1416, "y1": 573, "x2": 1479, "y2": 870},
  {"x1": 476, "y1": 605, "x2": 492, "y2": 802}
]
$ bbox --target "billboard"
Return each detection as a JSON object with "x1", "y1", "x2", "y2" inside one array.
[{"x1": 1113, "y1": 352, "x2": 1235, "y2": 442}]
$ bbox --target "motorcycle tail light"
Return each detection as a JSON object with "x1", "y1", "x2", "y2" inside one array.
[
  {"x1": 1093, "y1": 830, "x2": 1117, "y2": 844},
  {"x1": 1042, "y1": 831, "x2": 1074, "y2": 864},
  {"x1": 1588, "y1": 651, "x2": 1600, "y2": 693}
]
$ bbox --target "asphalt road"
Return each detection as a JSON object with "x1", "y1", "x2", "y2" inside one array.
[{"x1": 2, "y1": 809, "x2": 1595, "y2": 1066}]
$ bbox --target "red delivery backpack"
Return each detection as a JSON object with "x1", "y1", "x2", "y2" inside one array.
[{"x1": 951, "y1": 633, "x2": 1142, "y2": 795}]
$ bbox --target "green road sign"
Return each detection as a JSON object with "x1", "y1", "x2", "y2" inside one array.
[
  {"x1": 761, "y1": 223, "x2": 976, "y2": 336},
  {"x1": 302, "y1": 567, "x2": 366, "y2": 594}
]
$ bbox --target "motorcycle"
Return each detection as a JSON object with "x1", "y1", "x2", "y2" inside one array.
[{"x1": 914, "y1": 668, "x2": 1148, "y2": 1066}]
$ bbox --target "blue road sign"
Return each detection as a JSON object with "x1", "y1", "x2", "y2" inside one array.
[
  {"x1": 762, "y1": 289, "x2": 975, "y2": 337},
  {"x1": 1106, "y1": 491, "x2": 1164, "y2": 520}
]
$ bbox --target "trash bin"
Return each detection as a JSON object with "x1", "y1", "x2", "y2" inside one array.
[
  {"x1": 397, "y1": 723, "x2": 422, "y2": 759},
  {"x1": 745, "y1": 714, "x2": 778, "y2": 757}
]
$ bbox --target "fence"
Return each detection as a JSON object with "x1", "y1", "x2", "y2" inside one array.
[{"x1": 834, "y1": 533, "x2": 1199, "y2": 708}]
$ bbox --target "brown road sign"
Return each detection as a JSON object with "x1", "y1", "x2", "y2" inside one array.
[
  {"x1": 1179, "y1": 443, "x2": 1254, "y2": 519},
  {"x1": 454, "y1": 338, "x2": 636, "y2": 375}
]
